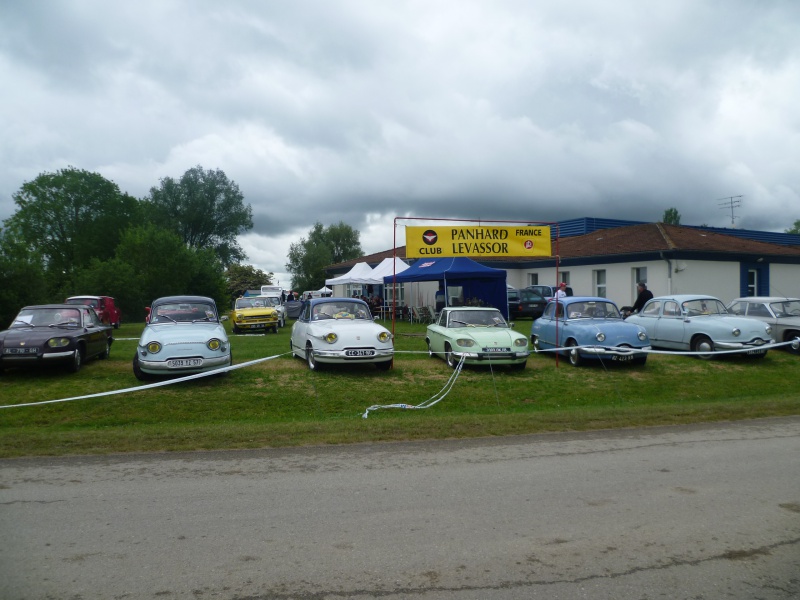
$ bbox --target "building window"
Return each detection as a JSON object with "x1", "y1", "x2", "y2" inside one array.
[
  {"x1": 528, "y1": 273, "x2": 539, "y2": 286},
  {"x1": 747, "y1": 269, "x2": 758, "y2": 296},
  {"x1": 633, "y1": 267, "x2": 647, "y2": 301},
  {"x1": 560, "y1": 272, "x2": 570, "y2": 286},
  {"x1": 594, "y1": 269, "x2": 607, "y2": 298}
]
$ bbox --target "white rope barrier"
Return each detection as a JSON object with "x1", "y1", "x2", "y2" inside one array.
[
  {"x1": 2, "y1": 337, "x2": 797, "y2": 411},
  {"x1": 362, "y1": 354, "x2": 466, "y2": 418},
  {"x1": 0, "y1": 352, "x2": 292, "y2": 409}
]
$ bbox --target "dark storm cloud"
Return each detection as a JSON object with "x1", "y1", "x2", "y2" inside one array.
[{"x1": 2, "y1": 0, "x2": 799, "y2": 283}]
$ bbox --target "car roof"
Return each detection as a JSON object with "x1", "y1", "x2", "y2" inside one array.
[
  {"x1": 729, "y1": 296, "x2": 800, "y2": 303},
  {"x1": 66, "y1": 295, "x2": 103, "y2": 300},
  {"x1": 152, "y1": 295, "x2": 216, "y2": 305},
  {"x1": 650, "y1": 294, "x2": 722, "y2": 302},
  {"x1": 21, "y1": 304, "x2": 91, "y2": 311},
  {"x1": 444, "y1": 306, "x2": 502, "y2": 311},
  {"x1": 555, "y1": 296, "x2": 617, "y2": 304}
]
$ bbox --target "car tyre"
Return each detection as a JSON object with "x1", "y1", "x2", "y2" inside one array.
[
  {"x1": 532, "y1": 335, "x2": 540, "y2": 352},
  {"x1": 306, "y1": 344, "x2": 323, "y2": 371},
  {"x1": 566, "y1": 339, "x2": 582, "y2": 367},
  {"x1": 232, "y1": 324, "x2": 240, "y2": 334},
  {"x1": 99, "y1": 339, "x2": 111, "y2": 360},
  {"x1": 68, "y1": 346, "x2": 83, "y2": 373},
  {"x1": 692, "y1": 335, "x2": 715, "y2": 360},
  {"x1": 445, "y1": 343, "x2": 459, "y2": 369},
  {"x1": 426, "y1": 339, "x2": 434, "y2": 357},
  {"x1": 132, "y1": 354, "x2": 151, "y2": 381}
]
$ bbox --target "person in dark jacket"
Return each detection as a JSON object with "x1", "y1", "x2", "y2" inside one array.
[{"x1": 630, "y1": 282, "x2": 654, "y2": 314}]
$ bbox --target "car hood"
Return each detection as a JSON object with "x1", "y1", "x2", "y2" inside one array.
[
  {"x1": 139, "y1": 322, "x2": 228, "y2": 345},
  {"x1": 234, "y1": 307, "x2": 278, "y2": 316},
  {"x1": 0, "y1": 326, "x2": 84, "y2": 344},
  {"x1": 447, "y1": 327, "x2": 527, "y2": 345},
  {"x1": 306, "y1": 320, "x2": 393, "y2": 345},
  {"x1": 563, "y1": 320, "x2": 648, "y2": 342}
]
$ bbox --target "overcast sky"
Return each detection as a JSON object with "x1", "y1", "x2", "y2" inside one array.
[{"x1": 2, "y1": 1, "x2": 799, "y2": 286}]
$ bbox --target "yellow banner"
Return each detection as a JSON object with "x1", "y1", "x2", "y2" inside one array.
[{"x1": 406, "y1": 225, "x2": 552, "y2": 258}]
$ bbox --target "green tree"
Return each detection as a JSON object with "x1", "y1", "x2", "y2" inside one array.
[
  {"x1": 3, "y1": 167, "x2": 140, "y2": 295},
  {"x1": 225, "y1": 264, "x2": 274, "y2": 300},
  {"x1": 0, "y1": 229, "x2": 47, "y2": 326},
  {"x1": 662, "y1": 208, "x2": 681, "y2": 225},
  {"x1": 286, "y1": 222, "x2": 363, "y2": 291},
  {"x1": 145, "y1": 166, "x2": 253, "y2": 267},
  {"x1": 786, "y1": 219, "x2": 800, "y2": 234},
  {"x1": 109, "y1": 224, "x2": 228, "y2": 318}
]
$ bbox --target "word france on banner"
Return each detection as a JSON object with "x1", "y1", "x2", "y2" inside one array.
[{"x1": 406, "y1": 225, "x2": 552, "y2": 258}]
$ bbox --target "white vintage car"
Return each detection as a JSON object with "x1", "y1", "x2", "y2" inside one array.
[
  {"x1": 133, "y1": 295, "x2": 232, "y2": 380},
  {"x1": 727, "y1": 296, "x2": 800, "y2": 352},
  {"x1": 290, "y1": 297, "x2": 393, "y2": 371}
]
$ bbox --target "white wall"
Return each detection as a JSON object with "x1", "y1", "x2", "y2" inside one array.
[{"x1": 514, "y1": 258, "x2": 800, "y2": 306}]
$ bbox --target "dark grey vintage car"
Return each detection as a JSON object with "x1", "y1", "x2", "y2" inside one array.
[
  {"x1": 0, "y1": 304, "x2": 113, "y2": 373},
  {"x1": 727, "y1": 296, "x2": 800, "y2": 352}
]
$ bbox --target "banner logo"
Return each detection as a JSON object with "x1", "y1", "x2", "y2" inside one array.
[{"x1": 422, "y1": 230, "x2": 438, "y2": 245}]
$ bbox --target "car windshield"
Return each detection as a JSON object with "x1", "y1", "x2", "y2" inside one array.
[
  {"x1": 769, "y1": 299, "x2": 800, "y2": 317},
  {"x1": 312, "y1": 301, "x2": 371, "y2": 320},
  {"x1": 65, "y1": 298, "x2": 96, "y2": 307},
  {"x1": 235, "y1": 298, "x2": 268, "y2": 309},
  {"x1": 681, "y1": 299, "x2": 727, "y2": 316},
  {"x1": 11, "y1": 308, "x2": 81, "y2": 327},
  {"x1": 448, "y1": 309, "x2": 508, "y2": 328},
  {"x1": 564, "y1": 301, "x2": 621, "y2": 320},
  {"x1": 264, "y1": 297, "x2": 281, "y2": 307},
  {"x1": 152, "y1": 302, "x2": 217, "y2": 323}
]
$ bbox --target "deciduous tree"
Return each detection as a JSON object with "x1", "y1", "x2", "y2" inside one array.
[
  {"x1": 662, "y1": 208, "x2": 681, "y2": 225},
  {"x1": 286, "y1": 222, "x2": 362, "y2": 291}
]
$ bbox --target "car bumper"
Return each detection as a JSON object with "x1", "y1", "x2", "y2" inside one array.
[
  {"x1": 455, "y1": 350, "x2": 530, "y2": 364},
  {"x1": 1, "y1": 349, "x2": 76, "y2": 366},
  {"x1": 714, "y1": 340, "x2": 773, "y2": 351},
  {"x1": 138, "y1": 354, "x2": 231, "y2": 374},
  {"x1": 578, "y1": 345, "x2": 651, "y2": 357},
  {"x1": 312, "y1": 348, "x2": 394, "y2": 363}
]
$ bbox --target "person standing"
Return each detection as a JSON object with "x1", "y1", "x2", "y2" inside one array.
[
  {"x1": 630, "y1": 282, "x2": 654, "y2": 314},
  {"x1": 555, "y1": 282, "x2": 568, "y2": 299}
]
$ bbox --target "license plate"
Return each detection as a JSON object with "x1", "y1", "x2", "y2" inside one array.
[
  {"x1": 483, "y1": 347, "x2": 511, "y2": 353},
  {"x1": 167, "y1": 358, "x2": 204, "y2": 368},
  {"x1": 746, "y1": 349, "x2": 766, "y2": 355},
  {"x1": 345, "y1": 349, "x2": 375, "y2": 357},
  {"x1": 612, "y1": 355, "x2": 634, "y2": 362},
  {"x1": 4, "y1": 347, "x2": 37, "y2": 355}
]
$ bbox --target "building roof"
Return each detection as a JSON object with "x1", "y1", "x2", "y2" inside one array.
[{"x1": 326, "y1": 222, "x2": 800, "y2": 275}]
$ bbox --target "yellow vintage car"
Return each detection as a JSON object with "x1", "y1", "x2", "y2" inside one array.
[{"x1": 231, "y1": 297, "x2": 280, "y2": 334}]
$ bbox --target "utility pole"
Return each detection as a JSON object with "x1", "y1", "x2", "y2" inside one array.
[{"x1": 717, "y1": 195, "x2": 742, "y2": 227}]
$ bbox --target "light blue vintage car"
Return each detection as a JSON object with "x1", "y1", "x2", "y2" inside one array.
[
  {"x1": 531, "y1": 296, "x2": 650, "y2": 366},
  {"x1": 426, "y1": 306, "x2": 530, "y2": 370},
  {"x1": 626, "y1": 294, "x2": 774, "y2": 359},
  {"x1": 133, "y1": 295, "x2": 232, "y2": 380}
]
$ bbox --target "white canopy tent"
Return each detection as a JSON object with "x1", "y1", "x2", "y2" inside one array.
[
  {"x1": 362, "y1": 257, "x2": 409, "y2": 284},
  {"x1": 324, "y1": 262, "x2": 375, "y2": 286}
]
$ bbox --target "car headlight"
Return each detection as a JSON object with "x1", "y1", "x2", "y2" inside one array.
[
  {"x1": 595, "y1": 332, "x2": 606, "y2": 342},
  {"x1": 456, "y1": 338, "x2": 476, "y2": 347},
  {"x1": 732, "y1": 328, "x2": 741, "y2": 337},
  {"x1": 513, "y1": 338, "x2": 528, "y2": 347},
  {"x1": 207, "y1": 338, "x2": 222, "y2": 351},
  {"x1": 324, "y1": 332, "x2": 338, "y2": 344},
  {"x1": 47, "y1": 337, "x2": 70, "y2": 348},
  {"x1": 765, "y1": 325, "x2": 772, "y2": 335},
  {"x1": 638, "y1": 331, "x2": 647, "y2": 341},
  {"x1": 235, "y1": 313, "x2": 243, "y2": 320},
  {"x1": 377, "y1": 331, "x2": 392, "y2": 343},
  {"x1": 146, "y1": 341, "x2": 162, "y2": 354}
]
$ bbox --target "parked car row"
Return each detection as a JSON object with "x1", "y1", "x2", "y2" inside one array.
[{"x1": 2, "y1": 292, "x2": 796, "y2": 379}]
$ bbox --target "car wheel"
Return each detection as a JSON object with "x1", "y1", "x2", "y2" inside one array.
[
  {"x1": 232, "y1": 324, "x2": 240, "y2": 334},
  {"x1": 532, "y1": 335, "x2": 540, "y2": 352},
  {"x1": 426, "y1": 339, "x2": 434, "y2": 357},
  {"x1": 68, "y1": 346, "x2": 83, "y2": 373},
  {"x1": 306, "y1": 344, "x2": 322, "y2": 371},
  {"x1": 566, "y1": 339, "x2": 582, "y2": 367},
  {"x1": 692, "y1": 335, "x2": 715, "y2": 360},
  {"x1": 114, "y1": 320, "x2": 120, "y2": 329},
  {"x1": 132, "y1": 354, "x2": 151, "y2": 381},
  {"x1": 445, "y1": 343, "x2": 459, "y2": 369},
  {"x1": 99, "y1": 339, "x2": 111, "y2": 360},
  {"x1": 784, "y1": 331, "x2": 800, "y2": 354},
  {"x1": 375, "y1": 359, "x2": 392, "y2": 371}
]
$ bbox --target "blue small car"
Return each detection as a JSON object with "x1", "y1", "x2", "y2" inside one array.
[{"x1": 531, "y1": 296, "x2": 650, "y2": 366}]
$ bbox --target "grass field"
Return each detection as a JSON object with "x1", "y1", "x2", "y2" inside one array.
[{"x1": 1, "y1": 318, "x2": 798, "y2": 458}]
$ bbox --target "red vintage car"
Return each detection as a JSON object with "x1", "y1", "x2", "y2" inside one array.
[{"x1": 65, "y1": 295, "x2": 121, "y2": 328}]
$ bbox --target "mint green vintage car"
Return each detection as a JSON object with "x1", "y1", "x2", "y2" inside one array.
[{"x1": 426, "y1": 306, "x2": 530, "y2": 370}]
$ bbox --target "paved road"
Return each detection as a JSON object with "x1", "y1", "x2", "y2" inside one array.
[{"x1": 1, "y1": 417, "x2": 799, "y2": 600}]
